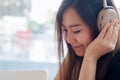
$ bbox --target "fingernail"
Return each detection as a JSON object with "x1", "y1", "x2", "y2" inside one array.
[{"x1": 107, "y1": 23, "x2": 110, "y2": 26}]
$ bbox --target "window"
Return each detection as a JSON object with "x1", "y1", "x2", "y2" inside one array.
[{"x1": 0, "y1": 0, "x2": 62, "y2": 80}]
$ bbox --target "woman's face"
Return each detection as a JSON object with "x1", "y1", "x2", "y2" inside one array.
[{"x1": 62, "y1": 7, "x2": 93, "y2": 56}]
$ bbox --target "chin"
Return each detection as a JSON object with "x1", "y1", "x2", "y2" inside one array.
[{"x1": 75, "y1": 51, "x2": 84, "y2": 57}]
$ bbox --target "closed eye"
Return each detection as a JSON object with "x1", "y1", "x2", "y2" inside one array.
[{"x1": 73, "y1": 30, "x2": 81, "y2": 34}]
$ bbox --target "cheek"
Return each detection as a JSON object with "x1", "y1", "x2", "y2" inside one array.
[
  {"x1": 75, "y1": 32, "x2": 93, "y2": 45},
  {"x1": 85, "y1": 36, "x2": 93, "y2": 46}
]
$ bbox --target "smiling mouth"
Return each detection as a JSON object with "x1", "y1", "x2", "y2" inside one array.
[{"x1": 73, "y1": 45, "x2": 83, "y2": 49}]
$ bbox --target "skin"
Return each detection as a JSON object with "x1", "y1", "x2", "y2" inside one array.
[
  {"x1": 79, "y1": 19, "x2": 119, "y2": 80},
  {"x1": 55, "y1": 7, "x2": 119, "y2": 80},
  {"x1": 62, "y1": 7, "x2": 93, "y2": 56},
  {"x1": 63, "y1": 7, "x2": 119, "y2": 58}
]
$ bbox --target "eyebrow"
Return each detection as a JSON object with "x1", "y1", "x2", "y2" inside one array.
[
  {"x1": 62, "y1": 24, "x2": 81, "y2": 28},
  {"x1": 69, "y1": 24, "x2": 81, "y2": 27}
]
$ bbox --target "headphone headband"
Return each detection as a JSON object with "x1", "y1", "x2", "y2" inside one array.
[{"x1": 103, "y1": 0, "x2": 107, "y2": 7}]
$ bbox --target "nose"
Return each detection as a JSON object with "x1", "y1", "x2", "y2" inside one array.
[{"x1": 65, "y1": 32, "x2": 76, "y2": 44}]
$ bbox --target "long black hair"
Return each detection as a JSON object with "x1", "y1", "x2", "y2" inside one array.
[{"x1": 55, "y1": 0, "x2": 117, "y2": 80}]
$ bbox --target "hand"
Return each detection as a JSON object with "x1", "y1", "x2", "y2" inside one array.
[{"x1": 85, "y1": 19, "x2": 119, "y2": 60}]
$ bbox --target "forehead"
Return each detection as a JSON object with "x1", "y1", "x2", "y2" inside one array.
[{"x1": 62, "y1": 7, "x2": 83, "y2": 28}]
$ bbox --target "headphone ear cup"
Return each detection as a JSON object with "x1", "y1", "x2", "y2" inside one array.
[{"x1": 97, "y1": 8, "x2": 118, "y2": 31}]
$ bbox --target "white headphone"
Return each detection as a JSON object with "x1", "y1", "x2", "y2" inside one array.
[{"x1": 97, "y1": 0, "x2": 119, "y2": 31}]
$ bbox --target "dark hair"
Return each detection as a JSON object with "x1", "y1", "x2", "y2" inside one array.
[{"x1": 55, "y1": 0, "x2": 117, "y2": 80}]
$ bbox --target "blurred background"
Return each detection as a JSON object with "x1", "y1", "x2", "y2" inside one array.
[{"x1": 0, "y1": 0, "x2": 120, "y2": 80}]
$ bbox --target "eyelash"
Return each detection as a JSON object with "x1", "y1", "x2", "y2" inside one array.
[
  {"x1": 63, "y1": 29, "x2": 81, "y2": 34},
  {"x1": 73, "y1": 30, "x2": 81, "y2": 34}
]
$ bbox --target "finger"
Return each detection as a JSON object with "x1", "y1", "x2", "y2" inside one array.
[
  {"x1": 112, "y1": 20, "x2": 119, "y2": 37},
  {"x1": 98, "y1": 22, "x2": 110, "y2": 39},
  {"x1": 111, "y1": 20, "x2": 119, "y2": 43},
  {"x1": 104, "y1": 19, "x2": 116, "y2": 40}
]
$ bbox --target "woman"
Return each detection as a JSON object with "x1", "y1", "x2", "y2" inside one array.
[{"x1": 54, "y1": 0, "x2": 120, "y2": 80}]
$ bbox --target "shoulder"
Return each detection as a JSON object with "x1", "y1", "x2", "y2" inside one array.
[{"x1": 105, "y1": 49, "x2": 120, "y2": 80}]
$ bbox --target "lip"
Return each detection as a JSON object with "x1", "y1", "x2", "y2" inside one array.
[{"x1": 73, "y1": 45, "x2": 83, "y2": 49}]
